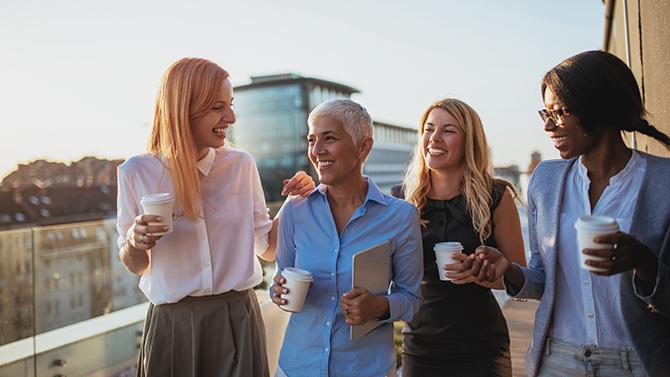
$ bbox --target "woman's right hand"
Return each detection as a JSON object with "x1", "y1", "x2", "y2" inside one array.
[
  {"x1": 127, "y1": 214, "x2": 167, "y2": 250},
  {"x1": 271, "y1": 274, "x2": 288, "y2": 306},
  {"x1": 472, "y1": 246, "x2": 511, "y2": 282}
]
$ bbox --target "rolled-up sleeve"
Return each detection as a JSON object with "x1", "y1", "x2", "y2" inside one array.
[
  {"x1": 116, "y1": 165, "x2": 139, "y2": 250},
  {"x1": 384, "y1": 206, "x2": 423, "y2": 323}
]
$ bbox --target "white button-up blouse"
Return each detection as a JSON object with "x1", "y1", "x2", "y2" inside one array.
[{"x1": 116, "y1": 147, "x2": 272, "y2": 305}]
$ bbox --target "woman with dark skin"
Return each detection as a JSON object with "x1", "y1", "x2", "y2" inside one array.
[{"x1": 470, "y1": 50, "x2": 670, "y2": 377}]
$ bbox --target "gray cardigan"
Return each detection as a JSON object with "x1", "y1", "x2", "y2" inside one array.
[{"x1": 507, "y1": 152, "x2": 670, "y2": 377}]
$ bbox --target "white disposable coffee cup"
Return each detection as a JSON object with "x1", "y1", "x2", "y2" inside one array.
[
  {"x1": 279, "y1": 267, "x2": 313, "y2": 313},
  {"x1": 434, "y1": 242, "x2": 464, "y2": 281},
  {"x1": 575, "y1": 215, "x2": 619, "y2": 272},
  {"x1": 140, "y1": 193, "x2": 175, "y2": 236}
]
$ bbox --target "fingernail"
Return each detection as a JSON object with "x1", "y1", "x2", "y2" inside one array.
[
  {"x1": 163, "y1": 226, "x2": 168, "y2": 230},
  {"x1": 282, "y1": 288, "x2": 287, "y2": 294},
  {"x1": 282, "y1": 300, "x2": 287, "y2": 304},
  {"x1": 156, "y1": 216, "x2": 163, "y2": 221}
]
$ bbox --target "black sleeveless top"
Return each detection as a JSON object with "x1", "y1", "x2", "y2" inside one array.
[{"x1": 393, "y1": 183, "x2": 510, "y2": 357}]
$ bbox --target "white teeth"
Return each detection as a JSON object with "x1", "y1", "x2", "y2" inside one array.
[
  {"x1": 427, "y1": 147, "x2": 446, "y2": 156},
  {"x1": 213, "y1": 128, "x2": 226, "y2": 136},
  {"x1": 318, "y1": 161, "x2": 334, "y2": 168},
  {"x1": 552, "y1": 136, "x2": 567, "y2": 146}
]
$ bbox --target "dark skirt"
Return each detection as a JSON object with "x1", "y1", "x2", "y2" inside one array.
[
  {"x1": 402, "y1": 348, "x2": 512, "y2": 377},
  {"x1": 137, "y1": 289, "x2": 269, "y2": 377}
]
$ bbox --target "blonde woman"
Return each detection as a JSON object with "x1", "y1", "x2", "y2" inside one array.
[
  {"x1": 116, "y1": 58, "x2": 313, "y2": 377},
  {"x1": 393, "y1": 98, "x2": 526, "y2": 377}
]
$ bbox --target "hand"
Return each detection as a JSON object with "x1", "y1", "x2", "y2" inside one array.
[
  {"x1": 339, "y1": 287, "x2": 388, "y2": 325},
  {"x1": 281, "y1": 171, "x2": 315, "y2": 197},
  {"x1": 270, "y1": 274, "x2": 314, "y2": 308},
  {"x1": 584, "y1": 231, "x2": 657, "y2": 277},
  {"x1": 127, "y1": 214, "x2": 167, "y2": 250},
  {"x1": 271, "y1": 274, "x2": 289, "y2": 307},
  {"x1": 472, "y1": 246, "x2": 510, "y2": 283},
  {"x1": 443, "y1": 253, "x2": 476, "y2": 284}
]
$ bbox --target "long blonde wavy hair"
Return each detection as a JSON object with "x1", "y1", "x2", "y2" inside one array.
[
  {"x1": 403, "y1": 98, "x2": 515, "y2": 242},
  {"x1": 148, "y1": 57, "x2": 229, "y2": 220}
]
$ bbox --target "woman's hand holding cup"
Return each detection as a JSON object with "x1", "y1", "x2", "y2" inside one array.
[
  {"x1": 127, "y1": 214, "x2": 168, "y2": 250},
  {"x1": 271, "y1": 274, "x2": 288, "y2": 307}
]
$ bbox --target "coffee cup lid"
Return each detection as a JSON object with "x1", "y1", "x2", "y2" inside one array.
[
  {"x1": 141, "y1": 193, "x2": 175, "y2": 205},
  {"x1": 434, "y1": 242, "x2": 463, "y2": 252},
  {"x1": 574, "y1": 215, "x2": 619, "y2": 232},
  {"x1": 281, "y1": 267, "x2": 313, "y2": 282}
]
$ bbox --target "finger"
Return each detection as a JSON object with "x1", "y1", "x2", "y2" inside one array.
[
  {"x1": 272, "y1": 296, "x2": 287, "y2": 306},
  {"x1": 145, "y1": 225, "x2": 169, "y2": 235},
  {"x1": 135, "y1": 214, "x2": 163, "y2": 225},
  {"x1": 451, "y1": 252, "x2": 468, "y2": 262},
  {"x1": 593, "y1": 231, "x2": 624, "y2": 245},
  {"x1": 461, "y1": 255, "x2": 475, "y2": 269},
  {"x1": 273, "y1": 275, "x2": 286, "y2": 285},
  {"x1": 447, "y1": 271, "x2": 471, "y2": 280},
  {"x1": 342, "y1": 287, "x2": 366, "y2": 299},
  {"x1": 296, "y1": 185, "x2": 313, "y2": 198},
  {"x1": 582, "y1": 248, "x2": 614, "y2": 258},
  {"x1": 474, "y1": 246, "x2": 490, "y2": 256},
  {"x1": 487, "y1": 264, "x2": 497, "y2": 282},
  {"x1": 143, "y1": 235, "x2": 162, "y2": 244},
  {"x1": 443, "y1": 262, "x2": 463, "y2": 272},
  {"x1": 470, "y1": 255, "x2": 484, "y2": 276},
  {"x1": 472, "y1": 259, "x2": 488, "y2": 282},
  {"x1": 585, "y1": 259, "x2": 614, "y2": 273}
]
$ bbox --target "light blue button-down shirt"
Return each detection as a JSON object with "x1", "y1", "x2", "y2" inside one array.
[
  {"x1": 552, "y1": 151, "x2": 646, "y2": 348},
  {"x1": 274, "y1": 178, "x2": 423, "y2": 377}
]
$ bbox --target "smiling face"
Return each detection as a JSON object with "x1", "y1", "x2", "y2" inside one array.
[
  {"x1": 191, "y1": 78, "x2": 236, "y2": 156},
  {"x1": 543, "y1": 86, "x2": 594, "y2": 159},
  {"x1": 307, "y1": 116, "x2": 370, "y2": 186},
  {"x1": 421, "y1": 108, "x2": 465, "y2": 172}
]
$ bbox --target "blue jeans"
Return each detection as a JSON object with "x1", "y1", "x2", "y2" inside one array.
[{"x1": 537, "y1": 338, "x2": 646, "y2": 377}]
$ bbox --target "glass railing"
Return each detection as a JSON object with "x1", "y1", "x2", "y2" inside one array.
[
  {"x1": 0, "y1": 218, "x2": 148, "y2": 376},
  {"x1": 0, "y1": 205, "x2": 285, "y2": 377}
]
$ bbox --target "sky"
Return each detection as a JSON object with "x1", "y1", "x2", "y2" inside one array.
[{"x1": 0, "y1": 0, "x2": 605, "y2": 179}]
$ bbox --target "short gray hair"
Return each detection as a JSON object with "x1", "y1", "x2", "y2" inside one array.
[{"x1": 308, "y1": 99, "x2": 373, "y2": 145}]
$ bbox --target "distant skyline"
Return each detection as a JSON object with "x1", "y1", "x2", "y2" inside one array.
[{"x1": 0, "y1": 1, "x2": 605, "y2": 179}]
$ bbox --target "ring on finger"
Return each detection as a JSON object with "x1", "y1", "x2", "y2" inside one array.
[{"x1": 345, "y1": 304, "x2": 350, "y2": 314}]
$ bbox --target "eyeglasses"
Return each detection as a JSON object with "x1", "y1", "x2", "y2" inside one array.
[{"x1": 538, "y1": 108, "x2": 570, "y2": 125}]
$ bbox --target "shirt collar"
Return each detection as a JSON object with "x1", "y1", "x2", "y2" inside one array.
[
  {"x1": 310, "y1": 176, "x2": 388, "y2": 206},
  {"x1": 577, "y1": 149, "x2": 641, "y2": 187},
  {"x1": 197, "y1": 148, "x2": 216, "y2": 176}
]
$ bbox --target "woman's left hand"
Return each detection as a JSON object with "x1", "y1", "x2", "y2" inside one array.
[
  {"x1": 281, "y1": 171, "x2": 315, "y2": 197},
  {"x1": 583, "y1": 231, "x2": 657, "y2": 277},
  {"x1": 339, "y1": 287, "x2": 389, "y2": 325}
]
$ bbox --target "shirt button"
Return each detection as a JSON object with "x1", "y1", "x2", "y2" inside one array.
[
  {"x1": 333, "y1": 249, "x2": 338, "y2": 253},
  {"x1": 331, "y1": 296, "x2": 336, "y2": 301},
  {"x1": 587, "y1": 312, "x2": 594, "y2": 319},
  {"x1": 330, "y1": 272, "x2": 335, "y2": 277},
  {"x1": 324, "y1": 347, "x2": 329, "y2": 352},
  {"x1": 584, "y1": 279, "x2": 591, "y2": 285},
  {"x1": 326, "y1": 321, "x2": 331, "y2": 326}
]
